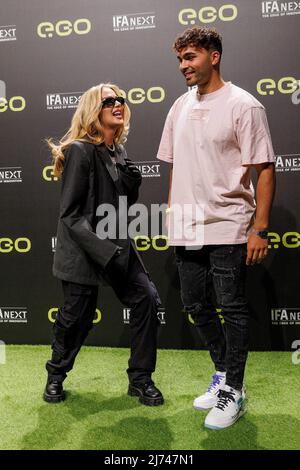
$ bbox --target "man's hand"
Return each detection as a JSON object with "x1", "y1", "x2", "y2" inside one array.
[
  {"x1": 245, "y1": 162, "x2": 275, "y2": 266},
  {"x1": 246, "y1": 233, "x2": 268, "y2": 265}
]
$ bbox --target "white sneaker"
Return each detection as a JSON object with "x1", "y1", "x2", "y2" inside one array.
[
  {"x1": 204, "y1": 384, "x2": 247, "y2": 430},
  {"x1": 193, "y1": 372, "x2": 226, "y2": 410}
]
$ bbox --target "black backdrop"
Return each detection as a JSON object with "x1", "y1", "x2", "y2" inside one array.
[{"x1": 1, "y1": 0, "x2": 299, "y2": 351}]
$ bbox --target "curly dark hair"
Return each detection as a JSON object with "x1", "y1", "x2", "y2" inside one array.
[{"x1": 173, "y1": 27, "x2": 222, "y2": 56}]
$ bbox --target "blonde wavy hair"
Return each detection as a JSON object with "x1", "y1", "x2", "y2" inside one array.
[{"x1": 46, "y1": 83, "x2": 131, "y2": 177}]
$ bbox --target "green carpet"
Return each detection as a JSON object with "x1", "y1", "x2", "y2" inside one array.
[{"x1": 0, "y1": 346, "x2": 299, "y2": 450}]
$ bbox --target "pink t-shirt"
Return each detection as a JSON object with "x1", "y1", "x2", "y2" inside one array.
[{"x1": 157, "y1": 82, "x2": 275, "y2": 246}]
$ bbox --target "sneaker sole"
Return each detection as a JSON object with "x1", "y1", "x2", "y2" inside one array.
[
  {"x1": 194, "y1": 403, "x2": 216, "y2": 411},
  {"x1": 128, "y1": 385, "x2": 164, "y2": 407},
  {"x1": 204, "y1": 404, "x2": 247, "y2": 430},
  {"x1": 43, "y1": 391, "x2": 65, "y2": 403}
]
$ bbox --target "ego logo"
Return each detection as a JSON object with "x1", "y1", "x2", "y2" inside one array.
[
  {"x1": 0, "y1": 80, "x2": 26, "y2": 112},
  {"x1": 257, "y1": 77, "x2": 299, "y2": 95},
  {"x1": 179, "y1": 4, "x2": 238, "y2": 25},
  {"x1": 37, "y1": 18, "x2": 91, "y2": 38},
  {"x1": 0, "y1": 238, "x2": 31, "y2": 253},
  {"x1": 134, "y1": 236, "x2": 169, "y2": 251},
  {"x1": 48, "y1": 308, "x2": 101, "y2": 324},
  {"x1": 119, "y1": 87, "x2": 165, "y2": 104},
  {"x1": 43, "y1": 165, "x2": 58, "y2": 182},
  {"x1": 268, "y1": 232, "x2": 300, "y2": 249},
  {"x1": 0, "y1": 96, "x2": 26, "y2": 112}
]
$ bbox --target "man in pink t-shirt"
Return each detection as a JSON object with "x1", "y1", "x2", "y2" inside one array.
[{"x1": 157, "y1": 27, "x2": 275, "y2": 430}]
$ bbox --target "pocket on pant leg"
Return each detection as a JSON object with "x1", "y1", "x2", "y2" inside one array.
[
  {"x1": 210, "y1": 263, "x2": 246, "y2": 307},
  {"x1": 67, "y1": 283, "x2": 95, "y2": 297},
  {"x1": 61, "y1": 283, "x2": 98, "y2": 327}
]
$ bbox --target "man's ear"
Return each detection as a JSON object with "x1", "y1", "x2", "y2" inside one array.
[{"x1": 211, "y1": 50, "x2": 221, "y2": 66}]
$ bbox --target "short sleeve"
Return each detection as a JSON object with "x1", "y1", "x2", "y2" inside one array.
[
  {"x1": 236, "y1": 107, "x2": 275, "y2": 166},
  {"x1": 156, "y1": 107, "x2": 174, "y2": 163}
]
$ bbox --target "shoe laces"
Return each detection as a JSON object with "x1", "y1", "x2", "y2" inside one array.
[
  {"x1": 207, "y1": 373, "x2": 224, "y2": 393},
  {"x1": 215, "y1": 389, "x2": 235, "y2": 411}
]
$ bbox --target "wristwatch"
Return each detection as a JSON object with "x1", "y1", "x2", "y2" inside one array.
[{"x1": 249, "y1": 228, "x2": 269, "y2": 239}]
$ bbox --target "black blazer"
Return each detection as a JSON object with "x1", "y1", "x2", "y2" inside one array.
[{"x1": 53, "y1": 140, "x2": 144, "y2": 285}]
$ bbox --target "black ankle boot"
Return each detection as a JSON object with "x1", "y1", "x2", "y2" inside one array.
[
  {"x1": 43, "y1": 379, "x2": 65, "y2": 403},
  {"x1": 128, "y1": 382, "x2": 164, "y2": 406}
]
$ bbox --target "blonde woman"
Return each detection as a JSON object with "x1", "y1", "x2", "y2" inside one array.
[{"x1": 44, "y1": 83, "x2": 163, "y2": 406}]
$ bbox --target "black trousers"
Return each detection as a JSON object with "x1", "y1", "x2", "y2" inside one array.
[
  {"x1": 46, "y1": 249, "x2": 161, "y2": 384},
  {"x1": 175, "y1": 244, "x2": 249, "y2": 391}
]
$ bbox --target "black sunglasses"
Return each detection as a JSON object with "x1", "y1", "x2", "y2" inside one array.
[{"x1": 101, "y1": 96, "x2": 126, "y2": 108}]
